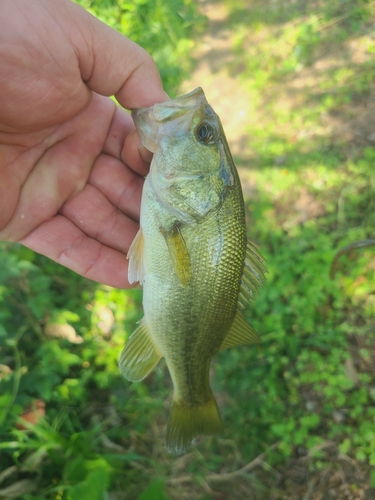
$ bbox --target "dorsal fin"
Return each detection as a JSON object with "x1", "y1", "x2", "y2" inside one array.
[
  {"x1": 219, "y1": 309, "x2": 260, "y2": 351},
  {"x1": 238, "y1": 240, "x2": 267, "y2": 309}
]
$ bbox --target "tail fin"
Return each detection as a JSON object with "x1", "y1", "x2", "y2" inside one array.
[{"x1": 166, "y1": 394, "x2": 223, "y2": 455}]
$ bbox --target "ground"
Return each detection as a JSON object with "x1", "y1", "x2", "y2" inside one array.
[{"x1": 178, "y1": 0, "x2": 375, "y2": 499}]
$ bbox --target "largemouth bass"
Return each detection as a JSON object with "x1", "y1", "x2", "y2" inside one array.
[{"x1": 119, "y1": 87, "x2": 266, "y2": 454}]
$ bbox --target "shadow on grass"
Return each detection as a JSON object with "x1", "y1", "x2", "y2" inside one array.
[
  {"x1": 226, "y1": 0, "x2": 372, "y2": 29},
  {"x1": 199, "y1": 0, "x2": 375, "y2": 170}
]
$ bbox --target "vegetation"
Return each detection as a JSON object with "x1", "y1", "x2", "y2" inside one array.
[{"x1": 1, "y1": 0, "x2": 375, "y2": 499}]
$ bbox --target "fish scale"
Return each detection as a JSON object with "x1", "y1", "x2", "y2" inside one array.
[{"x1": 119, "y1": 88, "x2": 267, "y2": 454}]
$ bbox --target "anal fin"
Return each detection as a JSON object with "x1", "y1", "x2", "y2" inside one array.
[{"x1": 119, "y1": 318, "x2": 162, "y2": 381}]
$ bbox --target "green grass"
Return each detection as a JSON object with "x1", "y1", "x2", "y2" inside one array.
[
  {"x1": 220, "y1": 0, "x2": 375, "y2": 496},
  {"x1": 1, "y1": 0, "x2": 375, "y2": 499}
]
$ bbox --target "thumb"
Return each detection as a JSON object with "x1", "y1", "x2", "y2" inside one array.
[{"x1": 58, "y1": 0, "x2": 168, "y2": 109}]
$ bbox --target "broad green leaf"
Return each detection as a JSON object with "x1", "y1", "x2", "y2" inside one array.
[{"x1": 137, "y1": 478, "x2": 168, "y2": 500}]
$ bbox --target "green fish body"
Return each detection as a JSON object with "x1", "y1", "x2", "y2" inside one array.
[{"x1": 119, "y1": 88, "x2": 266, "y2": 454}]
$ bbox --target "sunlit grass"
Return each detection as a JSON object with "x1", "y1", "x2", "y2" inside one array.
[{"x1": 1, "y1": 0, "x2": 375, "y2": 499}]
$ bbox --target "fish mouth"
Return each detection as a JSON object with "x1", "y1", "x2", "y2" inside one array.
[
  {"x1": 131, "y1": 87, "x2": 209, "y2": 153},
  {"x1": 131, "y1": 107, "x2": 160, "y2": 153},
  {"x1": 150, "y1": 87, "x2": 207, "y2": 122}
]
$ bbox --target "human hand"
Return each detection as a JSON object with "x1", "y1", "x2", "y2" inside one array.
[{"x1": 0, "y1": 0, "x2": 167, "y2": 288}]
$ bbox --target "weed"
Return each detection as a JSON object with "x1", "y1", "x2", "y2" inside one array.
[{"x1": 2, "y1": 0, "x2": 375, "y2": 499}]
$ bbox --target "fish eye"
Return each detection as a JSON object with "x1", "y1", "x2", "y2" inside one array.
[{"x1": 196, "y1": 122, "x2": 215, "y2": 145}]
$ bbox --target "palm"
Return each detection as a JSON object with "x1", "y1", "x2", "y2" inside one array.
[{"x1": 0, "y1": 0, "x2": 166, "y2": 287}]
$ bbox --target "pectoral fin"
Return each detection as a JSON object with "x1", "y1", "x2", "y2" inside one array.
[
  {"x1": 161, "y1": 222, "x2": 191, "y2": 286},
  {"x1": 238, "y1": 240, "x2": 267, "y2": 309},
  {"x1": 119, "y1": 318, "x2": 162, "y2": 381},
  {"x1": 219, "y1": 309, "x2": 260, "y2": 351},
  {"x1": 127, "y1": 229, "x2": 145, "y2": 285}
]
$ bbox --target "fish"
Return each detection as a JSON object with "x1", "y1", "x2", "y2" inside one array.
[{"x1": 119, "y1": 87, "x2": 267, "y2": 454}]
